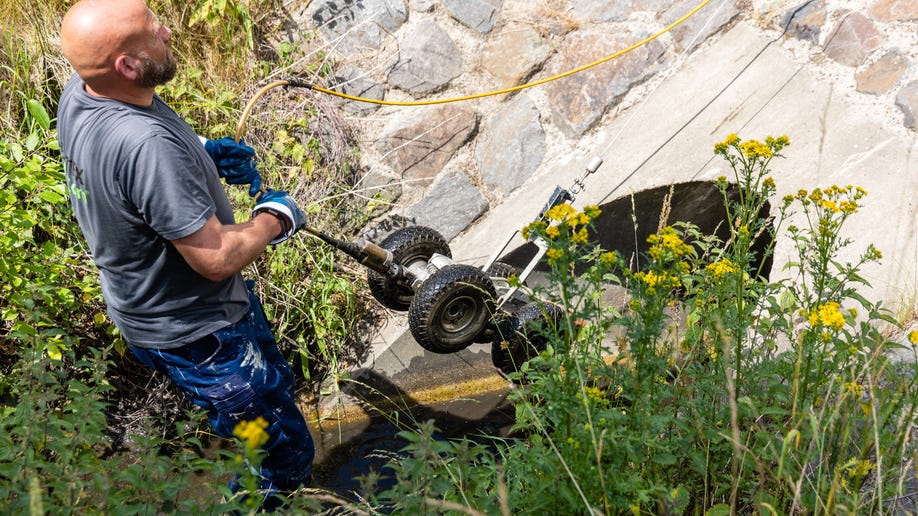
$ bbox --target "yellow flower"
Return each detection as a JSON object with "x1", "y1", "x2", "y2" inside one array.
[
  {"x1": 583, "y1": 205, "x2": 601, "y2": 220},
  {"x1": 809, "y1": 302, "x2": 846, "y2": 331},
  {"x1": 521, "y1": 221, "x2": 546, "y2": 241},
  {"x1": 647, "y1": 226, "x2": 692, "y2": 260},
  {"x1": 600, "y1": 251, "x2": 618, "y2": 268},
  {"x1": 714, "y1": 134, "x2": 739, "y2": 154},
  {"x1": 908, "y1": 330, "x2": 918, "y2": 345},
  {"x1": 839, "y1": 458, "x2": 875, "y2": 481},
  {"x1": 583, "y1": 386, "x2": 607, "y2": 406},
  {"x1": 819, "y1": 199, "x2": 840, "y2": 213},
  {"x1": 571, "y1": 227, "x2": 589, "y2": 244},
  {"x1": 634, "y1": 270, "x2": 681, "y2": 295},
  {"x1": 706, "y1": 259, "x2": 738, "y2": 279},
  {"x1": 546, "y1": 204, "x2": 577, "y2": 223},
  {"x1": 839, "y1": 200, "x2": 859, "y2": 213},
  {"x1": 546, "y1": 248, "x2": 564, "y2": 265},
  {"x1": 807, "y1": 311, "x2": 819, "y2": 326},
  {"x1": 545, "y1": 225, "x2": 560, "y2": 239},
  {"x1": 765, "y1": 135, "x2": 790, "y2": 152},
  {"x1": 865, "y1": 245, "x2": 882, "y2": 261},
  {"x1": 739, "y1": 140, "x2": 773, "y2": 159},
  {"x1": 809, "y1": 188, "x2": 824, "y2": 202},
  {"x1": 843, "y1": 381, "x2": 862, "y2": 397},
  {"x1": 706, "y1": 344, "x2": 718, "y2": 361},
  {"x1": 233, "y1": 417, "x2": 270, "y2": 451}
]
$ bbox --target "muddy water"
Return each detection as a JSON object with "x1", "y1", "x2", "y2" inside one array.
[{"x1": 309, "y1": 385, "x2": 516, "y2": 496}]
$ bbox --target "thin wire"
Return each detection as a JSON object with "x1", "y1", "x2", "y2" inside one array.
[{"x1": 597, "y1": 0, "x2": 731, "y2": 158}]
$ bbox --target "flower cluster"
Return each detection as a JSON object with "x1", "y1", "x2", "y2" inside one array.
[
  {"x1": 545, "y1": 203, "x2": 599, "y2": 227},
  {"x1": 546, "y1": 248, "x2": 564, "y2": 266},
  {"x1": 633, "y1": 270, "x2": 681, "y2": 296},
  {"x1": 600, "y1": 251, "x2": 618, "y2": 268},
  {"x1": 784, "y1": 185, "x2": 865, "y2": 213},
  {"x1": 705, "y1": 258, "x2": 739, "y2": 279},
  {"x1": 714, "y1": 133, "x2": 789, "y2": 158},
  {"x1": 807, "y1": 301, "x2": 846, "y2": 331},
  {"x1": 521, "y1": 204, "x2": 602, "y2": 266},
  {"x1": 713, "y1": 133, "x2": 740, "y2": 154},
  {"x1": 578, "y1": 385, "x2": 610, "y2": 407},
  {"x1": 647, "y1": 226, "x2": 693, "y2": 262},
  {"x1": 233, "y1": 416, "x2": 270, "y2": 451},
  {"x1": 843, "y1": 381, "x2": 863, "y2": 397}
]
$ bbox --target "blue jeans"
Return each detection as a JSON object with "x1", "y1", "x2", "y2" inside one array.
[{"x1": 131, "y1": 289, "x2": 314, "y2": 493}]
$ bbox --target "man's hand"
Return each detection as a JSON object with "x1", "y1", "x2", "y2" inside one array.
[
  {"x1": 252, "y1": 190, "x2": 307, "y2": 245},
  {"x1": 203, "y1": 137, "x2": 263, "y2": 197}
]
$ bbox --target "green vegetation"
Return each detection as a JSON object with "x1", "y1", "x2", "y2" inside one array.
[
  {"x1": 364, "y1": 135, "x2": 918, "y2": 514},
  {"x1": 1, "y1": 0, "x2": 366, "y2": 512},
  {"x1": 1, "y1": 0, "x2": 915, "y2": 514}
]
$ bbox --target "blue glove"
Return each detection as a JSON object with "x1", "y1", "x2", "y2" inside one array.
[
  {"x1": 204, "y1": 137, "x2": 263, "y2": 197},
  {"x1": 252, "y1": 189, "x2": 307, "y2": 245}
]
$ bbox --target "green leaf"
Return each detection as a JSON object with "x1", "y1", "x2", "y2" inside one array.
[
  {"x1": 24, "y1": 131, "x2": 40, "y2": 152},
  {"x1": 652, "y1": 452, "x2": 676, "y2": 465},
  {"x1": 705, "y1": 504, "x2": 732, "y2": 516},
  {"x1": 45, "y1": 342, "x2": 63, "y2": 361},
  {"x1": 38, "y1": 189, "x2": 66, "y2": 204},
  {"x1": 11, "y1": 321, "x2": 36, "y2": 337},
  {"x1": 9, "y1": 142, "x2": 23, "y2": 162},
  {"x1": 27, "y1": 99, "x2": 51, "y2": 131}
]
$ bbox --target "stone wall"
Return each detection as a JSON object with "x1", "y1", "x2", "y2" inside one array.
[{"x1": 293, "y1": 0, "x2": 917, "y2": 242}]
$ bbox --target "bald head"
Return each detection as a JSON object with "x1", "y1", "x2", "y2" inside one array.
[
  {"x1": 62, "y1": 0, "x2": 151, "y2": 79},
  {"x1": 61, "y1": 0, "x2": 174, "y2": 103}
]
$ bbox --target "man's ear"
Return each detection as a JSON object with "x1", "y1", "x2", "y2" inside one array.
[{"x1": 114, "y1": 54, "x2": 140, "y2": 81}]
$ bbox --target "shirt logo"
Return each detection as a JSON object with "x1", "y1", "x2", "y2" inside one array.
[{"x1": 63, "y1": 155, "x2": 89, "y2": 205}]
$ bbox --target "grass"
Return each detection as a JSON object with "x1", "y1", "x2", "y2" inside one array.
[{"x1": 1, "y1": 1, "x2": 916, "y2": 514}]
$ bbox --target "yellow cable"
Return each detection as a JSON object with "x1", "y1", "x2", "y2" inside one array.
[
  {"x1": 311, "y1": 0, "x2": 711, "y2": 106},
  {"x1": 235, "y1": 79, "x2": 290, "y2": 142},
  {"x1": 236, "y1": 0, "x2": 710, "y2": 136}
]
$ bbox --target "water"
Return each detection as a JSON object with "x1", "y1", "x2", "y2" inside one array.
[{"x1": 310, "y1": 386, "x2": 516, "y2": 498}]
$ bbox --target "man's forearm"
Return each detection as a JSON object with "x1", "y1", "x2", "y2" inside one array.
[{"x1": 173, "y1": 213, "x2": 284, "y2": 282}]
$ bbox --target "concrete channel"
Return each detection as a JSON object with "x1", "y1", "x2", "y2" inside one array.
[{"x1": 301, "y1": 18, "x2": 918, "y2": 492}]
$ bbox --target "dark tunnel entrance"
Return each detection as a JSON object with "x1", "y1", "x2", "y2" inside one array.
[{"x1": 497, "y1": 180, "x2": 774, "y2": 283}]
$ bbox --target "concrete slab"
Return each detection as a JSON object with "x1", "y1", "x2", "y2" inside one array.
[{"x1": 312, "y1": 20, "x2": 918, "y2": 423}]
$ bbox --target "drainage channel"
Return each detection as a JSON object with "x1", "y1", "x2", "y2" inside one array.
[{"x1": 307, "y1": 374, "x2": 515, "y2": 497}]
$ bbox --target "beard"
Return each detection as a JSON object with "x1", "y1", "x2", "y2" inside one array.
[{"x1": 136, "y1": 48, "x2": 177, "y2": 88}]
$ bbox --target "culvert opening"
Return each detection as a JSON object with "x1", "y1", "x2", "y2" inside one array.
[{"x1": 499, "y1": 180, "x2": 774, "y2": 282}]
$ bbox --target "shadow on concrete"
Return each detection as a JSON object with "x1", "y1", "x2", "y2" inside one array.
[{"x1": 310, "y1": 368, "x2": 514, "y2": 497}]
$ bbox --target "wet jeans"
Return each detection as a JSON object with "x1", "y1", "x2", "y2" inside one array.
[{"x1": 130, "y1": 289, "x2": 314, "y2": 494}]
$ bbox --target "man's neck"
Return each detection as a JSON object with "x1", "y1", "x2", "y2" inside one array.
[{"x1": 84, "y1": 82, "x2": 154, "y2": 107}]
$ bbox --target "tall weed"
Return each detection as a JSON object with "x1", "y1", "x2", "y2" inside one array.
[{"x1": 368, "y1": 135, "x2": 918, "y2": 514}]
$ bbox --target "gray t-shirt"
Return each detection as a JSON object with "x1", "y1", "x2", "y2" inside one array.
[{"x1": 57, "y1": 75, "x2": 248, "y2": 349}]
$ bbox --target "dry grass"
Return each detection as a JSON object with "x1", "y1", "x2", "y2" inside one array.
[
  {"x1": 533, "y1": 0, "x2": 580, "y2": 36},
  {"x1": 0, "y1": 1, "x2": 72, "y2": 132}
]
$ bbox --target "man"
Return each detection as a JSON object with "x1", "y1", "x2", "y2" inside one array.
[{"x1": 56, "y1": 0, "x2": 314, "y2": 506}]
